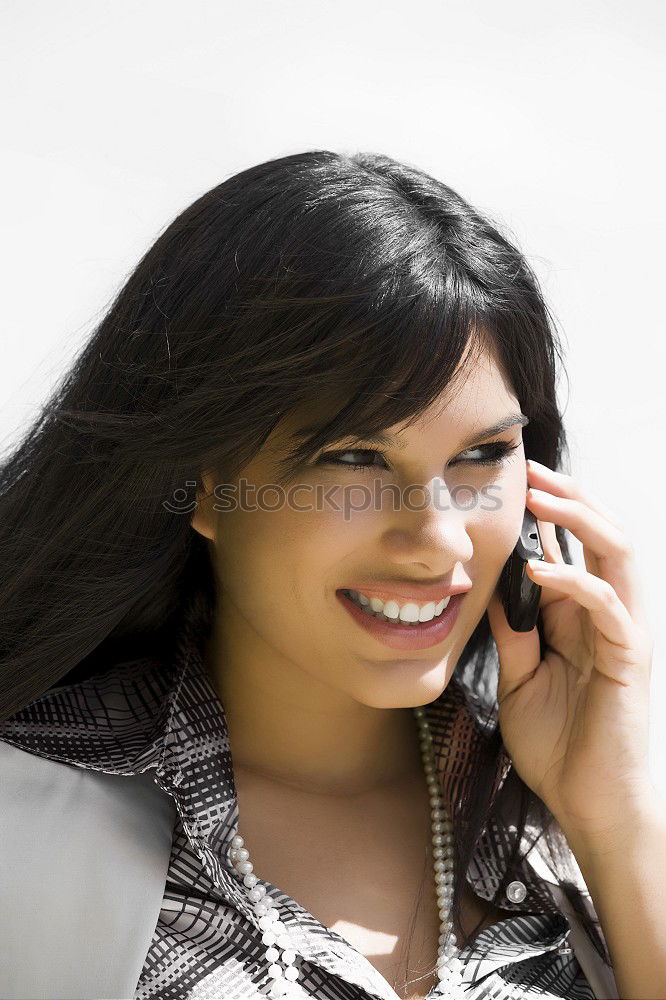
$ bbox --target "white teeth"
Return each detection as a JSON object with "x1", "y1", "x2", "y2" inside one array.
[
  {"x1": 398, "y1": 603, "x2": 420, "y2": 623},
  {"x1": 383, "y1": 600, "x2": 400, "y2": 620},
  {"x1": 345, "y1": 590, "x2": 452, "y2": 625},
  {"x1": 418, "y1": 601, "x2": 437, "y2": 622}
]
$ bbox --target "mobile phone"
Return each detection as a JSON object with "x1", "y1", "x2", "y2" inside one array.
[{"x1": 498, "y1": 507, "x2": 545, "y2": 631}]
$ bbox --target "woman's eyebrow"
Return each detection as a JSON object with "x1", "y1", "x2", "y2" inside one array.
[
  {"x1": 455, "y1": 412, "x2": 530, "y2": 450},
  {"x1": 292, "y1": 412, "x2": 529, "y2": 451}
]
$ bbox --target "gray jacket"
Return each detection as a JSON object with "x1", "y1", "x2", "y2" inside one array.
[{"x1": 0, "y1": 740, "x2": 175, "y2": 1000}]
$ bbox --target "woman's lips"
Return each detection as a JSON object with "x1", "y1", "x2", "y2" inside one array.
[{"x1": 336, "y1": 589, "x2": 465, "y2": 651}]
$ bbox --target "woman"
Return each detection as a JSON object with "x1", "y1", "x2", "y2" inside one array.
[{"x1": 0, "y1": 150, "x2": 662, "y2": 1000}]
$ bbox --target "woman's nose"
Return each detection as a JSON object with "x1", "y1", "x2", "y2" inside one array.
[{"x1": 381, "y1": 499, "x2": 474, "y2": 569}]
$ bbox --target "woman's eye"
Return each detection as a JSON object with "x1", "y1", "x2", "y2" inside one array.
[
  {"x1": 317, "y1": 440, "x2": 521, "y2": 471},
  {"x1": 453, "y1": 441, "x2": 522, "y2": 466},
  {"x1": 317, "y1": 448, "x2": 386, "y2": 471}
]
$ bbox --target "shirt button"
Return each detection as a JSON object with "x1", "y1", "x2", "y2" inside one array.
[{"x1": 506, "y1": 880, "x2": 527, "y2": 903}]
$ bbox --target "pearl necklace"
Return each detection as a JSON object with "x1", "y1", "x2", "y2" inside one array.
[{"x1": 228, "y1": 702, "x2": 466, "y2": 998}]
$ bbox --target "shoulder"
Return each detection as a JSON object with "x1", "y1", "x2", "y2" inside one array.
[{"x1": 0, "y1": 738, "x2": 177, "y2": 999}]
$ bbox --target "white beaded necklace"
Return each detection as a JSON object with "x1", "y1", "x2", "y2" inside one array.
[{"x1": 228, "y1": 701, "x2": 466, "y2": 998}]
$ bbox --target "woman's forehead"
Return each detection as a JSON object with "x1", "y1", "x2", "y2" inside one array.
[{"x1": 283, "y1": 347, "x2": 515, "y2": 436}]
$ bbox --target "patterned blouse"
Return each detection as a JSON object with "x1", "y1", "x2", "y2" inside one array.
[{"x1": 0, "y1": 592, "x2": 618, "y2": 1000}]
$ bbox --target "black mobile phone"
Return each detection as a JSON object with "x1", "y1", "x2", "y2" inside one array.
[{"x1": 498, "y1": 507, "x2": 545, "y2": 631}]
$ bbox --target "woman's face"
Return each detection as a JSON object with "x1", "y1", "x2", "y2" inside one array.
[{"x1": 195, "y1": 346, "x2": 528, "y2": 710}]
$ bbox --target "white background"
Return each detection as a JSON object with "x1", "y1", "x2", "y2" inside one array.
[{"x1": 1, "y1": 1, "x2": 665, "y2": 792}]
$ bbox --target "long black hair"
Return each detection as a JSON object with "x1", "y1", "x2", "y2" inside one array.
[{"x1": 0, "y1": 149, "x2": 611, "y2": 973}]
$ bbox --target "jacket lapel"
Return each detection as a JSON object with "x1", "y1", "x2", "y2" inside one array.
[{"x1": 0, "y1": 739, "x2": 175, "y2": 1000}]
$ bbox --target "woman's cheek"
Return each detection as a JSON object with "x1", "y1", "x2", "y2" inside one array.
[
  {"x1": 467, "y1": 475, "x2": 527, "y2": 564},
  {"x1": 305, "y1": 476, "x2": 381, "y2": 541}
]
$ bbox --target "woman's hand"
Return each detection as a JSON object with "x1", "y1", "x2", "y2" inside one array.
[{"x1": 486, "y1": 458, "x2": 656, "y2": 841}]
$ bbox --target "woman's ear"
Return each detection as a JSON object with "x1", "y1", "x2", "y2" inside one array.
[{"x1": 190, "y1": 471, "x2": 217, "y2": 542}]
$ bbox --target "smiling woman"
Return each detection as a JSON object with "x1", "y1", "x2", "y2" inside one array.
[{"x1": 0, "y1": 150, "x2": 629, "y2": 999}]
